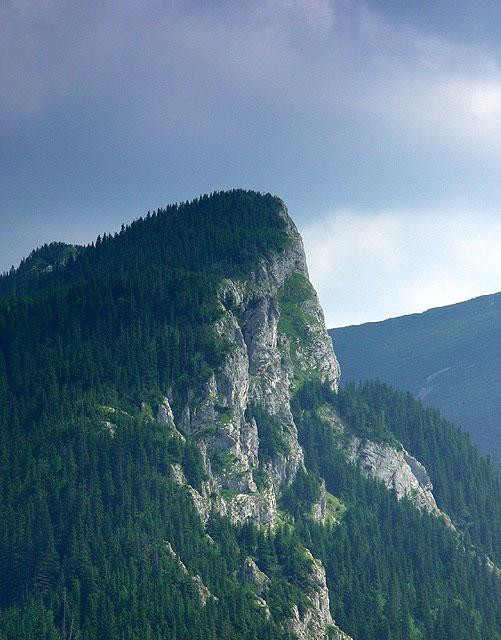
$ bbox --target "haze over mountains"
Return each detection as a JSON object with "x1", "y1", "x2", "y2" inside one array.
[{"x1": 330, "y1": 292, "x2": 501, "y2": 465}]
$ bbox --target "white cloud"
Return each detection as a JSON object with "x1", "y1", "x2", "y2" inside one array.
[
  {"x1": 301, "y1": 206, "x2": 501, "y2": 327},
  {"x1": 460, "y1": 80, "x2": 501, "y2": 120}
]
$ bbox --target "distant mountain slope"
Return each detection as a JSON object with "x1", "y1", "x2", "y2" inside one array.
[{"x1": 329, "y1": 292, "x2": 501, "y2": 464}]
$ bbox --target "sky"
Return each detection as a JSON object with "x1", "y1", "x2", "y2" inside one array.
[{"x1": 3, "y1": 0, "x2": 501, "y2": 326}]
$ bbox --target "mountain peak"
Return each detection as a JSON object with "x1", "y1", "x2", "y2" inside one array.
[{"x1": 0, "y1": 191, "x2": 498, "y2": 640}]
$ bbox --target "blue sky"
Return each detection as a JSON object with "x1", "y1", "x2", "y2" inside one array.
[{"x1": 3, "y1": 0, "x2": 501, "y2": 325}]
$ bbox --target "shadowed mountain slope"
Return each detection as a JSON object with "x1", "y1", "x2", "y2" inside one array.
[{"x1": 330, "y1": 293, "x2": 501, "y2": 464}]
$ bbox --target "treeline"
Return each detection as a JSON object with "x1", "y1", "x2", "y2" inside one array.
[{"x1": 0, "y1": 190, "x2": 289, "y2": 427}]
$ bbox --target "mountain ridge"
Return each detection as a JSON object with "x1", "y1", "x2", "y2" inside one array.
[
  {"x1": 329, "y1": 290, "x2": 501, "y2": 464},
  {"x1": 336, "y1": 289, "x2": 501, "y2": 330},
  {"x1": 0, "y1": 190, "x2": 499, "y2": 639}
]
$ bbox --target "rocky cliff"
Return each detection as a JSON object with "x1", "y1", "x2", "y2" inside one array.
[
  {"x1": 162, "y1": 203, "x2": 339, "y2": 529},
  {"x1": 287, "y1": 552, "x2": 352, "y2": 640},
  {"x1": 313, "y1": 405, "x2": 454, "y2": 525},
  {"x1": 154, "y1": 202, "x2": 348, "y2": 639},
  {"x1": 154, "y1": 200, "x2": 451, "y2": 639}
]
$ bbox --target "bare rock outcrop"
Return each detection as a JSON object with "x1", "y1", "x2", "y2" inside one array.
[
  {"x1": 315, "y1": 406, "x2": 454, "y2": 526},
  {"x1": 157, "y1": 201, "x2": 457, "y2": 640},
  {"x1": 241, "y1": 556, "x2": 270, "y2": 596},
  {"x1": 166, "y1": 202, "x2": 339, "y2": 526},
  {"x1": 287, "y1": 552, "x2": 353, "y2": 640}
]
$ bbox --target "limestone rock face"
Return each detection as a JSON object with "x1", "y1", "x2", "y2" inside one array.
[
  {"x1": 293, "y1": 296, "x2": 340, "y2": 389},
  {"x1": 168, "y1": 202, "x2": 340, "y2": 526},
  {"x1": 311, "y1": 479, "x2": 328, "y2": 524},
  {"x1": 191, "y1": 575, "x2": 215, "y2": 606},
  {"x1": 156, "y1": 203, "x2": 352, "y2": 638},
  {"x1": 347, "y1": 438, "x2": 438, "y2": 511},
  {"x1": 240, "y1": 549, "x2": 352, "y2": 640},
  {"x1": 345, "y1": 438, "x2": 454, "y2": 525},
  {"x1": 157, "y1": 396, "x2": 176, "y2": 429},
  {"x1": 157, "y1": 202, "x2": 456, "y2": 640},
  {"x1": 240, "y1": 557, "x2": 272, "y2": 620},
  {"x1": 287, "y1": 552, "x2": 353, "y2": 640},
  {"x1": 241, "y1": 557, "x2": 270, "y2": 596},
  {"x1": 315, "y1": 406, "x2": 453, "y2": 527},
  {"x1": 158, "y1": 396, "x2": 186, "y2": 441},
  {"x1": 256, "y1": 595, "x2": 272, "y2": 620}
]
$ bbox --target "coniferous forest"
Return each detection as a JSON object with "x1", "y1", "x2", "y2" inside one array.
[{"x1": 0, "y1": 191, "x2": 499, "y2": 639}]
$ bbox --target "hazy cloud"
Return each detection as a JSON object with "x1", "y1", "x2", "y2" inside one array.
[
  {"x1": 3, "y1": 0, "x2": 501, "y2": 146},
  {"x1": 302, "y1": 206, "x2": 501, "y2": 327}
]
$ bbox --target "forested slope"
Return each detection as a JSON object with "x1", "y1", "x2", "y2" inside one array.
[{"x1": 0, "y1": 191, "x2": 498, "y2": 639}]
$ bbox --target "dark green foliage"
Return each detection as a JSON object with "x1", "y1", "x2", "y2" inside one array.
[
  {"x1": 335, "y1": 386, "x2": 398, "y2": 445},
  {"x1": 233, "y1": 521, "x2": 312, "y2": 618},
  {"x1": 345, "y1": 381, "x2": 501, "y2": 563},
  {"x1": 0, "y1": 242, "x2": 82, "y2": 298},
  {"x1": 291, "y1": 384, "x2": 501, "y2": 640},
  {"x1": 208, "y1": 448, "x2": 236, "y2": 475},
  {"x1": 0, "y1": 190, "x2": 289, "y2": 419},
  {"x1": 0, "y1": 191, "x2": 298, "y2": 639},
  {"x1": 0, "y1": 190, "x2": 499, "y2": 639},
  {"x1": 294, "y1": 379, "x2": 397, "y2": 444},
  {"x1": 0, "y1": 410, "x2": 298, "y2": 640},
  {"x1": 277, "y1": 273, "x2": 318, "y2": 387},
  {"x1": 294, "y1": 379, "x2": 500, "y2": 565},
  {"x1": 0, "y1": 599, "x2": 60, "y2": 640},
  {"x1": 245, "y1": 404, "x2": 289, "y2": 461},
  {"x1": 280, "y1": 467, "x2": 321, "y2": 520},
  {"x1": 277, "y1": 273, "x2": 316, "y2": 344},
  {"x1": 182, "y1": 440, "x2": 207, "y2": 490}
]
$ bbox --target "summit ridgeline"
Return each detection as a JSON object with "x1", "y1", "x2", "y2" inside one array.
[{"x1": 0, "y1": 191, "x2": 499, "y2": 640}]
